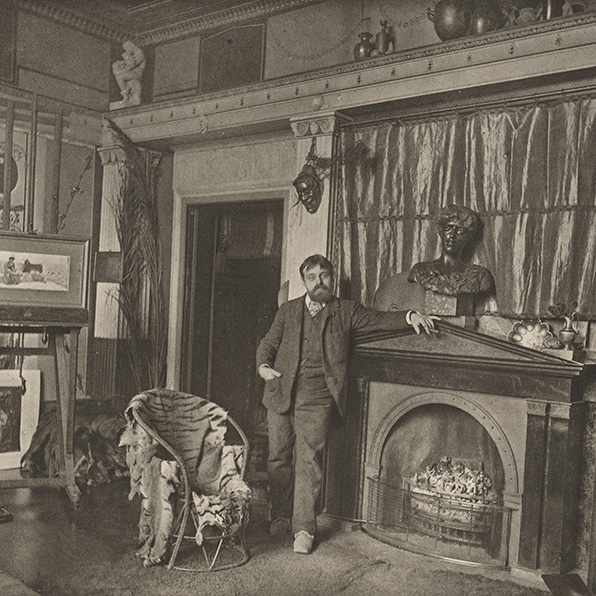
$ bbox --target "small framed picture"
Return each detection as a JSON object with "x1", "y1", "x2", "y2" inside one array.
[
  {"x1": 0, "y1": 370, "x2": 40, "y2": 470},
  {"x1": 0, "y1": 232, "x2": 89, "y2": 308}
]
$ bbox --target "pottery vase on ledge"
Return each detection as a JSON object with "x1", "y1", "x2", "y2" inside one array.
[
  {"x1": 428, "y1": 0, "x2": 473, "y2": 41},
  {"x1": 354, "y1": 32, "x2": 375, "y2": 61},
  {"x1": 469, "y1": 0, "x2": 505, "y2": 35},
  {"x1": 559, "y1": 316, "x2": 578, "y2": 350},
  {"x1": 375, "y1": 20, "x2": 392, "y2": 55}
]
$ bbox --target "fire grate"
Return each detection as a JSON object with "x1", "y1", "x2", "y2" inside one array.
[{"x1": 364, "y1": 477, "x2": 512, "y2": 568}]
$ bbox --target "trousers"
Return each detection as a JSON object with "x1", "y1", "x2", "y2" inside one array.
[{"x1": 266, "y1": 386, "x2": 334, "y2": 536}]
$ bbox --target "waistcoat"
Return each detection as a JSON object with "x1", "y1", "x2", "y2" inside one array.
[{"x1": 293, "y1": 303, "x2": 331, "y2": 402}]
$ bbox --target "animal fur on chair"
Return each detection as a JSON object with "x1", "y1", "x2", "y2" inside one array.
[
  {"x1": 119, "y1": 421, "x2": 180, "y2": 567},
  {"x1": 192, "y1": 444, "x2": 251, "y2": 546},
  {"x1": 121, "y1": 390, "x2": 252, "y2": 570}
]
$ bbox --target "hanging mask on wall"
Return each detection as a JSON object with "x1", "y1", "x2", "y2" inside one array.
[{"x1": 292, "y1": 164, "x2": 322, "y2": 214}]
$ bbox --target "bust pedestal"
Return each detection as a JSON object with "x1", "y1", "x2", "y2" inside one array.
[
  {"x1": 424, "y1": 291, "x2": 474, "y2": 316},
  {"x1": 373, "y1": 272, "x2": 475, "y2": 317}
]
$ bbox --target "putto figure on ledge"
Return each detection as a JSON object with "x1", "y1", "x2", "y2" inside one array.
[
  {"x1": 111, "y1": 40, "x2": 146, "y2": 108},
  {"x1": 408, "y1": 204, "x2": 495, "y2": 297}
]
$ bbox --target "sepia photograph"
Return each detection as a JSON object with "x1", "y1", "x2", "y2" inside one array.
[{"x1": 1, "y1": 0, "x2": 596, "y2": 595}]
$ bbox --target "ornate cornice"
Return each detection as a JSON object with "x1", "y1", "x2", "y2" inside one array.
[
  {"x1": 17, "y1": 0, "x2": 134, "y2": 43},
  {"x1": 137, "y1": 0, "x2": 325, "y2": 45},
  {"x1": 17, "y1": 0, "x2": 325, "y2": 45}
]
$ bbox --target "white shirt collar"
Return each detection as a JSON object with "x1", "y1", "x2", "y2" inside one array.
[{"x1": 305, "y1": 294, "x2": 326, "y2": 310}]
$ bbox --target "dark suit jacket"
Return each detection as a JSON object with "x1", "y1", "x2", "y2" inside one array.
[{"x1": 256, "y1": 295, "x2": 409, "y2": 417}]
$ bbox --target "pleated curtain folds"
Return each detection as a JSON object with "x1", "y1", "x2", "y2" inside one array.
[{"x1": 334, "y1": 96, "x2": 596, "y2": 318}]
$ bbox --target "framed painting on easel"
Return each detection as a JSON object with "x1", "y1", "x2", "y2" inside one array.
[{"x1": 0, "y1": 232, "x2": 89, "y2": 308}]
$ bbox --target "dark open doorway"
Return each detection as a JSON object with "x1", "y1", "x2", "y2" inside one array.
[{"x1": 180, "y1": 199, "x2": 283, "y2": 439}]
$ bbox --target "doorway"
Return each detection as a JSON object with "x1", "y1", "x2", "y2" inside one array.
[{"x1": 180, "y1": 199, "x2": 283, "y2": 438}]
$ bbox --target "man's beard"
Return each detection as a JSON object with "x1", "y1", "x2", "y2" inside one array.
[{"x1": 309, "y1": 285, "x2": 333, "y2": 303}]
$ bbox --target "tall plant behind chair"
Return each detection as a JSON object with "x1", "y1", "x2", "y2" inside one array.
[{"x1": 108, "y1": 122, "x2": 167, "y2": 392}]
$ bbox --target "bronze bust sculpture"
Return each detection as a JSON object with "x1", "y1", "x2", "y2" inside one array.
[{"x1": 408, "y1": 204, "x2": 494, "y2": 297}]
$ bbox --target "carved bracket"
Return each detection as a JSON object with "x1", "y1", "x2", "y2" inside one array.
[
  {"x1": 290, "y1": 110, "x2": 352, "y2": 138},
  {"x1": 98, "y1": 145, "x2": 128, "y2": 166}
]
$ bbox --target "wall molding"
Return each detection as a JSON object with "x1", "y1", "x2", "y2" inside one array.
[{"x1": 17, "y1": 0, "x2": 326, "y2": 44}]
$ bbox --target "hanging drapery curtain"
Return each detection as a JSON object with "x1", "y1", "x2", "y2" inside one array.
[{"x1": 334, "y1": 96, "x2": 596, "y2": 318}]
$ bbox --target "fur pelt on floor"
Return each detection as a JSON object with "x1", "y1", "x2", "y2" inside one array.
[{"x1": 20, "y1": 398, "x2": 129, "y2": 486}]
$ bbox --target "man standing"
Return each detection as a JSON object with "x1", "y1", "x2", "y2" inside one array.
[{"x1": 256, "y1": 254, "x2": 438, "y2": 555}]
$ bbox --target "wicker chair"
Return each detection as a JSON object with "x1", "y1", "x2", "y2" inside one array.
[{"x1": 122, "y1": 389, "x2": 251, "y2": 571}]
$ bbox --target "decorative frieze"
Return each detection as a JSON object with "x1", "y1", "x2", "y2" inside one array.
[{"x1": 110, "y1": 16, "x2": 596, "y2": 145}]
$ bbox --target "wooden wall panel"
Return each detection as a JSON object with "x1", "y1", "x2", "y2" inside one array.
[{"x1": 199, "y1": 24, "x2": 264, "y2": 94}]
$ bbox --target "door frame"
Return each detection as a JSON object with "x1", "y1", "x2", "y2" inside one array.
[{"x1": 167, "y1": 187, "x2": 291, "y2": 389}]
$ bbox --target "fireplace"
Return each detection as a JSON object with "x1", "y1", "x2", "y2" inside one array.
[
  {"x1": 323, "y1": 320, "x2": 589, "y2": 576},
  {"x1": 365, "y1": 396, "x2": 515, "y2": 567}
]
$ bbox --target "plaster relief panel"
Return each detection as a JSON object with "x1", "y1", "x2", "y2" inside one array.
[{"x1": 174, "y1": 137, "x2": 297, "y2": 194}]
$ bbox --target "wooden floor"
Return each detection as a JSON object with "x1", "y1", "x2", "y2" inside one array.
[{"x1": 0, "y1": 481, "x2": 551, "y2": 596}]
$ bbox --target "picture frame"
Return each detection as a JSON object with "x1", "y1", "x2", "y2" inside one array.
[
  {"x1": 0, "y1": 369, "x2": 40, "y2": 470},
  {"x1": 0, "y1": 232, "x2": 89, "y2": 308}
]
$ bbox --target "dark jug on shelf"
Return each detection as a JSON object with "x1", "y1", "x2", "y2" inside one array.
[
  {"x1": 354, "y1": 32, "x2": 375, "y2": 61},
  {"x1": 469, "y1": 0, "x2": 505, "y2": 35},
  {"x1": 428, "y1": 0, "x2": 474, "y2": 41}
]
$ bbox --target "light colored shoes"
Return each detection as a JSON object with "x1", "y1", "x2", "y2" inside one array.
[
  {"x1": 293, "y1": 530, "x2": 314, "y2": 554},
  {"x1": 269, "y1": 517, "x2": 291, "y2": 536}
]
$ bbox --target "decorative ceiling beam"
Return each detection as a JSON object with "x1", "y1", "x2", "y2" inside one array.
[{"x1": 17, "y1": 0, "x2": 326, "y2": 45}]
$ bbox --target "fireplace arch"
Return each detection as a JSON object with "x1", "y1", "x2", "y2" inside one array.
[
  {"x1": 366, "y1": 390, "x2": 519, "y2": 495},
  {"x1": 362, "y1": 389, "x2": 521, "y2": 567}
]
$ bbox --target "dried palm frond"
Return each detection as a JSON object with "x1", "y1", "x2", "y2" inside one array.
[{"x1": 105, "y1": 120, "x2": 168, "y2": 392}]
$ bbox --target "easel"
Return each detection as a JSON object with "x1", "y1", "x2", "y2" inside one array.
[{"x1": 0, "y1": 305, "x2": 88, "y2": 506}]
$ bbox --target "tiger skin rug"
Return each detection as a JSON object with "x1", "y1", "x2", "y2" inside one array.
[{"x1": 20, "y1": 398, "x2": 129, "y2": 486}]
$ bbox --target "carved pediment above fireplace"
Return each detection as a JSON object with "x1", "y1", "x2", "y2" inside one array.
[{"x1": 352, "y1": 321, "x2": 585, "y2": 402}]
